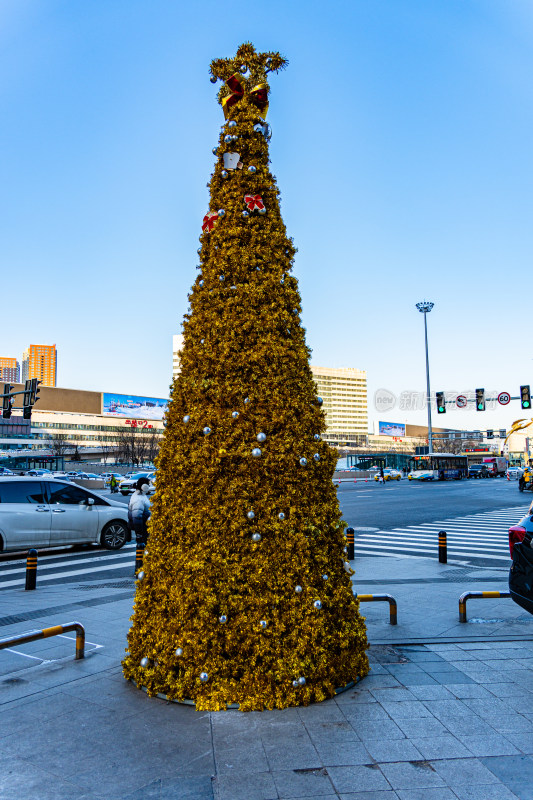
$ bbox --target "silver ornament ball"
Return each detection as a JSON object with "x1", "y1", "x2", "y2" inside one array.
[
  {"x1": 278, "y1": 512, "x2": 285, "y2": 521},
  {"x1": 252, "y1": 532, "x2": 261, "y2": 542},
  {"x1": 140, "y1": 657, "x2": 149, "y2": 668},
  {"x1": 217, "y1": 208, "x2": 225, "y2": 218},
  {"x1": 212, "y1": 147, "x2": 218, "y2": 155},
  {"x1": 313, "y1": 434, "x2": 321, "y2": 441},
  {"x1": 292, "y1": 679, "x2": 299, "y2": 688},
  {"x1": 244, "y1": 397, "x2": 250, "y2": 404},
  {"x1": 210, "y1": 76, "x2": 217, "y2": 84},
  {"x1": 322, "y1": 574, "x2": 329, "y2": 581},
  {"x1": 256, "y1": 432, "x2": 267, "y2": 443},
  {"x1": 259, "y1": 620, "x2": 267, "y2": 629},
  {"x1": 219, "y1": 615, "x2": 227, "y2": 624},
  {"x1": 231, "y1": 134, "x2": 238, "y2": 142},
  {"x1": 317, "y1": 397, "x2": 324, "y2": 406},
  {"x1": 228, "y1": 120, "x2": 237, "y2": 128},
  {"x1": 240, "y1": 64, "x2": 248, "y2": 74},
  {"x1": 219, "y1": 275, "x2": 225, "y2": 281},
  {"x1": 258, "y1": 207, "x2": 266, "y2": 215},
  {"x1": 203, "y1": 427, "x2": 211, "y2": 436},
  {"x1": 183, "y1": 415, "x2": 190, "y2": 423},
  {"x1": 248, "y1": 165, "x2": 257, "y2": 173},
  {"x1": 252, "y1": 448, "x2": 262, "y2": 457},
  {"x1": 242, "y1": 210, "x2": 249, "y2": 218},
  {"x1": 299, "y1": 458, "x2": 308, "y2": 467},
  {"x1": 232, "y1": 411, "x2": 239, "y2": 418},
  {"x1": 224, "y1": 134, "x2": 232, "y2": 143},
  {"x1": 221, "y1": 170, "x2": 228, "y2": 178},
  {"x1": 313, "y1": 600, "x2": 323, "y2": 610},
  {"x1": 175, "y1": 647, "x2": 184, "y2": 657},
  {"x1": 200, "y1": 338, "x2": 205, "y2": 344},
  {"x1": 295, "y1": 585, "x2": 303, "y2": 594},
  {"x1": 298, "y1": 676, "x2": 306, "y2": 686},
  {"x1": 313, "y1": 453, "x2": 321, "y2": 462},
  {"x1": 137, "y1": 571, "x2": 145, "y2": 580},
  {"x1": 200, "y1": 672, "x2": 209, "y2": 683},
  {"x1": 199, "y1": 279, "x2": 204, "y2": 287},
  {"x1": 247, "y1": 510, "x2": 255, "y2": 520}
]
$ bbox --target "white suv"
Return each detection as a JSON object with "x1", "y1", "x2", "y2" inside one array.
[{"x1": 0, "y1": 477, "x2": 130, "y2": 552}]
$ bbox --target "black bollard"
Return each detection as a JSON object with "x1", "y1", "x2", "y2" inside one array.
[
  {"x1": 135, "y1": 542, "x2": 145, "y2": 575},
  {"x1": 25, "y1": 549, "x2": 38, "y2": 590},
  {"x1": 438, "y1": 530, "x2": 447, "y2": 564},
  {"x1": 346, "y1": 527, "x2": 355, "y2": 560}
]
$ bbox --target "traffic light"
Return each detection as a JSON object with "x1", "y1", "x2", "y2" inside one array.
[
  {"x1": 476, "y1": 388, "x2": 485, "y2": 411},
  {"x1": 520, "y1": 385, "x2": 531, "y2": 410},
  {"x1": 23, "y1": 380, "x2": 32, "y2": 419},
  {"x1": 30, "y1": 378, "x2": 41, "y2": 405},
  {"x1": 487, "y1": 429, "x2": 494, "y2": 439},
  {"x1": 436, "y1": 392, "x2": 446, "y2": 414},
  {"x1": 2, "y1": 384, "x2": 13, "y2": 419},
  {"x1": 500, "y1": 429, "x2": 507, "y2": 439}
]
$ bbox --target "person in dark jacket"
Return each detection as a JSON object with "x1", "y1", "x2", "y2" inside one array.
[{"x1": 128, "y1": 477, "x2": 151, "y2": 544}]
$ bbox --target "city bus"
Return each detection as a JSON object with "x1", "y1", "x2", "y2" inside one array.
[{"x1": 408, "y1": 453, "x2": 468, "y2": 481}]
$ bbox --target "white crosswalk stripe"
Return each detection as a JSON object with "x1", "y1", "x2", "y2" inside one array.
[
  {"x1": 353, "y1": 505, "x2": 530, "y2": 565},
  {"x1": 0, "y1": 543, "x2": 137, "y2": 589}
]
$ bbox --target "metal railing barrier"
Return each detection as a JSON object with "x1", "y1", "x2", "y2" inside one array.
[
  {"x1": 356, "y1": 593, "x2": 398, "y2": 625},
  {"x1": 458, "y1": 590, "x2": 511, "y2": 623},
  {"x1": 25, "y1": 548, "x2": 38, "y2": 590},
  {"x1": 0, "y1": 621, "x2": 85, "y2": 660}
]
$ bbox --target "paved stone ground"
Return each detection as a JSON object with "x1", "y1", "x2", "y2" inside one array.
[{"x1": 1, "y1": 555, "x2": 533, "y2": 799}]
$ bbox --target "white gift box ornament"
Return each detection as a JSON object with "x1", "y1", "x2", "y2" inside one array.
[{"x1": 223, "y1": 152, "x2": 243, "y2": 170}]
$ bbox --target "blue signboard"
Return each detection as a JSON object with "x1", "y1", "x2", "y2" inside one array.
[{"x1": 102, "y1": 393, "x2": 168, "y2": 421}]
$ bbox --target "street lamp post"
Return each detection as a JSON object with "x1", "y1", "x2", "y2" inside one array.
[{"x1": 416, "y1": 301, "x2": 434, "y2": 454}]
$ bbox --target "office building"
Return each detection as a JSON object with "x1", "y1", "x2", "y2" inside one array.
[
  {"x1": 0, "y1": 357, "x2": 20, "y2": 384},
  {"x1": 310, "y1": 366, "x2": 368, "y2": 444},
  {"x1": 22, "y1": 344, "x2": 57, "y2": 387},
  {"x1": 172, "y1": 334, "x2": 184, "y2": 379}
]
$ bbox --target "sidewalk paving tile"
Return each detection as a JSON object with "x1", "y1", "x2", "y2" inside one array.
[
  {"x1": 328, "y1": 764, "x2": 392, "y2": 793},
  {"x1": 481, "y1": 754, "x2": 533, "y2": 799},
  {"x1": 349, "y1": 719, "x2": 406, "y2": 741},
  {"x1": 363, "y1": 739, "x2": 423, "y2": 763},
  {"x1": 313, "y1": 738, "x2": 373, "y2": 766},
  {"x1": 430, "y1": 756, "x2": 502, "y2": 785},
  {"x1": 378, "y1": 761, "x2": 445, "y2": 790},
  {"x1": 395, "y1": 790, "x2": 458, "y2": 800},
  {"x1": 451, "y1": 785, "x2": 520, "y2": 800},
  {"x1": 408, "y1": 734, "x2": 469, "y2": 760},
  {"x1": 272, "y1": 767, "x2": 333, "y2": 797},
  {"x1": 339, "y1": 792, "x2": 399, "y2": 800},
  {"x1": 456, "y1": 734, "x2": 520, "y2": 757},
  {"x1": 214, "y1": 770, "x2": 278, "y2": 800}
]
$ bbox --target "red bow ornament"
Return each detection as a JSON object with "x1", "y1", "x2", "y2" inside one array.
[
  {"x1": 202, "y1": 211, "x2": 219, "y2": 232},
  {"x1": 221, "y1": 73, "x2": 269, "y2": 120},
  {"x1": 244, "y1": 194, "x2": 265, "y2": 212}
]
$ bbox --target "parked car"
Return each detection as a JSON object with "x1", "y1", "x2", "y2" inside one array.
[
  {"x1": 119, "y1": 471, "x2": 156, "y2": 495},
  {"x1": 374, "y1": 469, "x2": 402, "y2": 482},
  {"x1": 26, "y1": 469, "x2": 52, "y2": 477},
  {"x1": 468, "y1": 464, "x2": 491, "y2": 479},
  {"x1": 0, "y1": 476, "x2": 130, "y2": 552},
  {"x1": 507, "y1": 466, "x2": 524, "y2": 480},
  {"x1": 509, "y1": 500, "x2": 533, "y2": 558},
  {"x1": 0, "y1": 468, "x2": 14, "y2": 476}
]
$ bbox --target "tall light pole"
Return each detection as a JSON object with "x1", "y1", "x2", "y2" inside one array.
[{"x1": 416, "y1": 301, "x2": 434, "y2": 454}]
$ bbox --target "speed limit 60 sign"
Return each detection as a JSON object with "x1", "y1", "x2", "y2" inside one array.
[{"x1": 498, "y1": 392, "x2": 511, "y2": 406}]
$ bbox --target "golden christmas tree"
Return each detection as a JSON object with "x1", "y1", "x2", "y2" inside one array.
[{"x1": 123, "y1": 43, "x2": 368, "y2": 711}]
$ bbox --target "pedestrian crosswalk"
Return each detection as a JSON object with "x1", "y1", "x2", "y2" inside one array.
[
  {"x1": 352, "y1": 505, "x2": 531, "y2": 566},
  {"x1": 0, "y1": 543, "x2": 137, "y2": 590}
]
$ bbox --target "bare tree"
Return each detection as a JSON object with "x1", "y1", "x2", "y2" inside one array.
[{"x1": 47, "y1": 434, "x2": 72, "y2": 459}]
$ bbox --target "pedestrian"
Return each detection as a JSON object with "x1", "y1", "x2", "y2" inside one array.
[
  {"x1": 379, "y1": 467, "x2": 385, "y2": 484},
  {"x1": 110, "y1": 475, "x2": 118, "y2": 493},
  {"x1": 128, "y1": 477, "x2": 152, "y2": 544}
]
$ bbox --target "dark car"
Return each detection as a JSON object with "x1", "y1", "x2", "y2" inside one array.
[
  {"x1": 509, "y1": 500, "x2": 533, "y2": 558},
  {"x1": 468, "y1": 464, "x2": 490, "y2": 479}
]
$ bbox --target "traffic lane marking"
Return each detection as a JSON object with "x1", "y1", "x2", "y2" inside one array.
[
  {"x1": 0, "y1": 549, "x2": 134, "y2": 578},
  {"x1": 0, "y1": 560, "x2": 135, "y2": 589}
]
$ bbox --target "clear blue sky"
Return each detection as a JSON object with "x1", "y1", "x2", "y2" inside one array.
[{"x1": 2, "y1": 0, "x2": 531, "y2": 432}]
